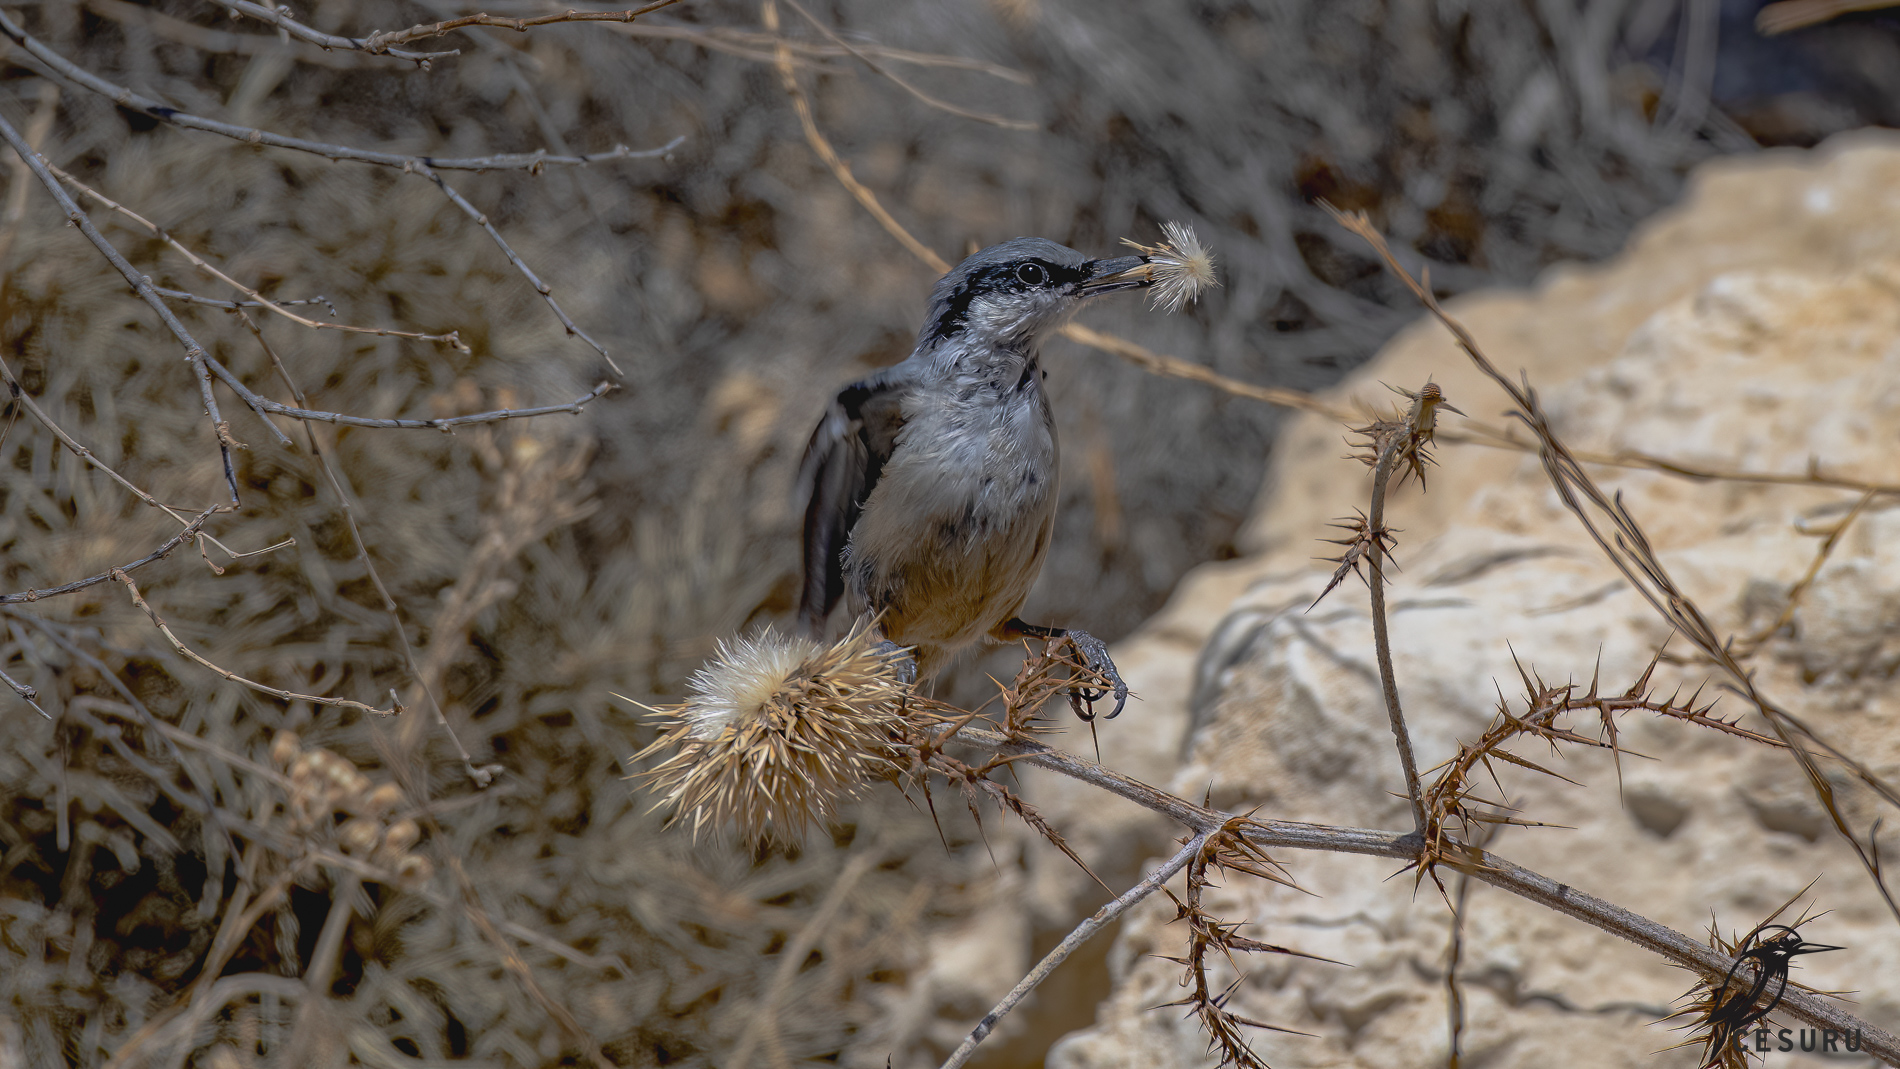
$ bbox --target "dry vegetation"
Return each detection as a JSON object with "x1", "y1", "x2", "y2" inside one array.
[{"x1": 1, "y1": 2, "x2": 1898, "y2": 1068}]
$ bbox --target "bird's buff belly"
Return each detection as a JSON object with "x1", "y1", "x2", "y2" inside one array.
[{"x1": 846, "y1": 498, "x2": 1055, "y2": 657}]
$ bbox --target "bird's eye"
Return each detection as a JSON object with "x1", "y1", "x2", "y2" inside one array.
[{"x1": 1015, "y1": 263, "x2": 1047, "y2": 286}]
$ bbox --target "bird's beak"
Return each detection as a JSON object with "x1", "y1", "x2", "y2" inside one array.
[
  {"x1": 1793, "y1": 941, "x2": 1845, "y2": 956},
  {"x1": 1077, "y1": 254, "x2": 1150, "y2": 297}
]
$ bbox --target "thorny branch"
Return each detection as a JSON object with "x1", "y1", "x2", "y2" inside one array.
[
  {"x1": 938, "y1": 833, "x2": 1208, "y2": 1069},
  {"x1": 1418, "y1": 649, "x2": 1783, "y2": 889},
  {"x1": 1158, "y1": 820, "x2": 1316, "y2": 1069},
  {"x1": 1350, "y1": 381, "x2": 1460, "y2": 837},
  {"x1": 1331, "y1": 205, "x2": 1900, "y2": 925},
  {"x1": 944, "y1": 726, "x2": 1900, "y2": 1066}
]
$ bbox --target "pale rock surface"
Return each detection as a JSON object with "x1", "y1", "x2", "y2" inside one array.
[{"x1": 1022, "y1": 132, "x2": 1900, "y2": 1067}]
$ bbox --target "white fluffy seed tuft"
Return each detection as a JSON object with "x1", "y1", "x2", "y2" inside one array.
[{"x1": 1122, "y1": 221, "x2": 1219, "y2": 313}]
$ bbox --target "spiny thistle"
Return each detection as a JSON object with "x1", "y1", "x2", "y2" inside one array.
[
  {"x1": 628, "y1": 622, "x2": 912, "y2": 843},
  {"x1": 1122, "y1": 220, "x2": 1219, "y2": 313}
]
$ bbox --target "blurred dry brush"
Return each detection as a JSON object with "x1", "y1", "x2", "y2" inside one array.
[{"x1": 1, "y1": 1, "x2": 1898, "y2": 1068}]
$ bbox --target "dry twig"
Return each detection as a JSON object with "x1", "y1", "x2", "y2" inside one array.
[
  {"x1": 113, "y1": 569, "x2": 398, "y2": 717},
  {"x1": 0, "y1": 10, "x2": 679, "y2": 173},
  {"x1": 45, "y1": 160, "x2": 467, "y2": 350},
  {"x1": 0, "y1": 110, "x2": 240, "y2": 503}
]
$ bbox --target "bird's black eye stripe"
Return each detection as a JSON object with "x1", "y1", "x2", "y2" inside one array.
[{"x1": 920, "y1": 258, "x2": 1089, "y2": 344}]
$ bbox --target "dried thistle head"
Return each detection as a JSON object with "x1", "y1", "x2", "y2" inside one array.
[
  {"x1": 630, "y1": 622, "x2": 912, "y2": 843},
  {"x1": 1121, "y1": 221, "x2": 1219, "y2": 313}
]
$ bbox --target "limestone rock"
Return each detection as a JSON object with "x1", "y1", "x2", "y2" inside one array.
[{"x1": 1042, "y1": 132, "x2": 1900, "y2": 1067}]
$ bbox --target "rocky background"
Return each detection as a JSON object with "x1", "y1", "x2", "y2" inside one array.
[
  {"x1": 0, "y1": 2, "x2": 1898, "y2": 1068},
  {"x1": 1033, "y1": 134, "x2": 1900, "y2": 1069}
]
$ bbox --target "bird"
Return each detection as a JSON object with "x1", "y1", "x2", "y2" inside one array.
[{"x1": 796, "y1": 236, "x2": 1158, "y2": 718}]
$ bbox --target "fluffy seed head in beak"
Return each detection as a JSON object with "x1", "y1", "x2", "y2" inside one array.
[{"x1": 1119, "y1": 221, "x2": 1219, "y2": 313}]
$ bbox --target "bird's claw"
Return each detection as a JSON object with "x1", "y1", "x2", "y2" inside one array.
[
  {"x1": 872, "y1": 639, "x2": 917, "y2": 687},
  {"x1": 1062, "y1": 628, "x2": 1128, "y2": 720}
]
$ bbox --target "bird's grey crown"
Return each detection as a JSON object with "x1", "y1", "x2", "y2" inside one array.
[{"x1": 919, "y1": 237, "x2": 1094, "y2": 348}]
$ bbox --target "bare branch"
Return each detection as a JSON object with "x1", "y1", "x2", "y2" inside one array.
[
  {"x1": 0, "y1": 505, "x2": 226, "y2": 605},
  {"x1": 360, "y1": 1, "x2": 685, "y2": 53},
  {"x1": 0, "y1": 10, "x2": 682, "y2": 173},
  {"x1": 155, "y1": 287, "x2": 337, "y2": 317},
  {"x1": 0, "y1": 664, "x2": 46, "y2": 718},
  {"x1": 206, "y1": 355, "x2": 615, "y2": 432},
  {"x1": 605, "y1": 20, "x2": 1033, "y2": 81},
  {"x1": 44, "y1": 160, "x2": 467, "y2": 349},
  {"x1": 0, "y1": 109, "x2": 240, "y2": 503},
  {"x1": 417, "y1": 164, "x2": 620, "y2": 374},
  {"x1": 248, "y1": 316, "x2": 500, "y2": 787},
  {"x1": 81, "y1": 0, "x2": 367, "y2": 68},
  {"x1": 203, "y1": 0, "x2": 458, "y2": 63}
]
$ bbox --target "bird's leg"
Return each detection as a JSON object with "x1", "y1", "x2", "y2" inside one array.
[
  {"x1": 871, "y1": 638, "x2": 918, "y2": 687},
  {"x1": 1001, "y1": 618, "x2": 1128, "y2": 719}
]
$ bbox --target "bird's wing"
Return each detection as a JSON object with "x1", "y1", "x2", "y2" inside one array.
[{"x1": 797, "y1": 372, "x2": 908, "y2": 635}]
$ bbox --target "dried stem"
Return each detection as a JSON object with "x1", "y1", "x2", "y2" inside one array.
[
  {"x1": 778, "y1": 0, "x2": 1036, "y2": 130},
  {"x1": 940, "y1": 833, "x2": 1209, "y2": 1069},
  {"x1": 946, "y1": 726, "x2": 1900, "y2": 1065},
  {"x1": 113, "y1": 569, "x2": 398, "y2": 717},
  {"x1": 245, "y1": 313, "x2": 498, "y2": 787},
  {"x1": 765, "y1": 0, "x2": 949, "y2": 271},
  {"x1": 1442, "y1": 421, "x2": 1900, "y2": 495},
  {"x1": 1362, "y1": 387, "x2": 1439, "y2": 837},
  {"x1": 1733, "y1": 487, "x2": 1882, "y2": 654},
  {"x1": 732, "y1": 844, "x2": 885, "y2": 1069}
]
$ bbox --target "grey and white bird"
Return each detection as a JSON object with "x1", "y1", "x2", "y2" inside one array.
[{"x1": 796, "y1": 237, "x2": 1157, "y2": 717}]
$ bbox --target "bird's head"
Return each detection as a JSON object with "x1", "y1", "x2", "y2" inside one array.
[{"x1": 917, "y1": 237, "x2": 1147, "y2": 352}]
